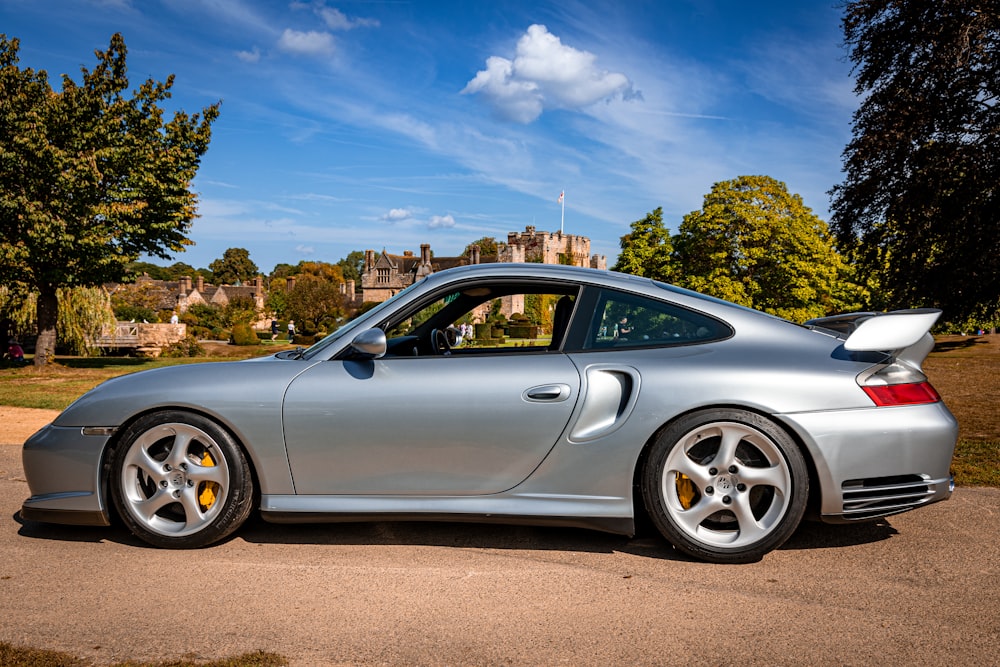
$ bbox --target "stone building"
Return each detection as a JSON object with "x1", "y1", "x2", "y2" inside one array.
[
  {"x1": 360, "y1": 226, "x2": 607, "y2": 304},
  {"x1": 110, "y1": 274, "x2": 268, "y2": 315}
]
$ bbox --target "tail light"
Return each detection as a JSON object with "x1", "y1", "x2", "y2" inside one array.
[{"x1": 858, "y1": 362, "x2": 942, "y2": 407}]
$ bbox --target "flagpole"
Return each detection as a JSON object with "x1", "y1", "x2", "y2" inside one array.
[{"x1": 560, "y1": 190, "x2": 565, "y2": 234}]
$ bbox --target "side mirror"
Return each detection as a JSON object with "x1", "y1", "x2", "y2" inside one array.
[{"x1": 350, "y1": 328, "x2": 387, "y2": 359}]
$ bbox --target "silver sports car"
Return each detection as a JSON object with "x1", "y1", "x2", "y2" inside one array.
[{"x1": 21, "y1": 264, "x2": 957, "y2": 563}]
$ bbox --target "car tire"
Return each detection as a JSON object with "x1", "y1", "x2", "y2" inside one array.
[
  {"x1": 641, "y1": 409, "x2": 808, "y2": 564},
  {"x1": 110, "y1": 411, "x2": 254, "y2": 548}
]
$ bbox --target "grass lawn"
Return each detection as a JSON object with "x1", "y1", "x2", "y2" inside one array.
[
  {"x1": 0, "y1": 643, "x2": 286, "y2": 667},
  {"x1": 1, "y1": 336, "x2": 996, "y2": 485},
  {"x1": 922, "y1": 334, "x2": 1000, "y2": 486}
]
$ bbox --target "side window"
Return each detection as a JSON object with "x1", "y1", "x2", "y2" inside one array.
[
  {"x1": 381, "y1": 285, "x2": 578, "y2": 355},
  {"x1": 585, "y1": 289, "x2": 730, "y2": 349}
]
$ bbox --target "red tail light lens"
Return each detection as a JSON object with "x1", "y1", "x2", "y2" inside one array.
[{"x1": 862, "y1": 382, "x2": 941, "y2": 406}]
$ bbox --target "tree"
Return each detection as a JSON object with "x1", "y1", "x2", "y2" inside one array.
[
  {"x1": 612, "y1": 207, "x2": 674, "y2": 282},
  {"x1": 269, "y1": 263, "x2": 298, "y2": 281},
  {"x1": 462, "y1": 236, "x2": 505, "y2": 257},
  {"x1": 297, "y1": 261, "x2": 344, "y2": 284},
  {"x1": 831, "y1": 1, "x2": 1000, "y2": 323},
  {"x1": 674, "y1": 176, "x2": 863, "y2": 322},
  {"x1": 209, "y1": 247, "x2": 258, "y2": 285},
  {"x1": 0, "y1": 33, "x2": 218, "y2": 365},
  {"x1": 285, "y1": 275, "x2": 344, "y2": 334},
  {"x1": 337, "y1": 251, "x2": 365, "y2": 284},
  {"x1": 1, "y1": 284, "x2": 115, "y2": 356},
  {"x1": 127, "y1": 261, "x2": 172, "y2": 280}
]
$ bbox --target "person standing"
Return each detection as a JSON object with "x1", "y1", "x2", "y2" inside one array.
[
  {"x1": 287, "y1": 320, "x2": 296, "y2": 341},
  {"x1": 270, "y1": 319, "x2": 279, "y2": 341}
]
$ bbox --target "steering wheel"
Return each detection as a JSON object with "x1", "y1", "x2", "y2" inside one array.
[{"x1": 430, "y1": 328, "x2": 451, "y2": 355}]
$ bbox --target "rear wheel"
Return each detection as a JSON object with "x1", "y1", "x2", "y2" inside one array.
[
  {"x1": 642, "y1": 409, "x2": 808, "y2": 563},
  {"x1": 110, "y1": 411, "x2": 254, "y2": 548}
]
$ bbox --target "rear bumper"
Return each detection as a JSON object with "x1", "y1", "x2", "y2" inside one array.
[{"x1": 777, "y1": 401, "x2": 958, "y2": 521}]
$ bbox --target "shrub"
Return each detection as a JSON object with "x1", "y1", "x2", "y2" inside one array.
[
  {"x1": 230, "y1": 322, "x2": 259, "y2": 346},
  {"x1": 161, "y1": 335, "x2": 205, "y2": 357}
]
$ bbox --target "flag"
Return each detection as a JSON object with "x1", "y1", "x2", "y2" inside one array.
[{"x1": 557, "y1": 191, "x2": 564, "y2": 204}]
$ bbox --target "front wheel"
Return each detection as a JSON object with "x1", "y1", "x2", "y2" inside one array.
[
  {"x1": 110, "y1": 411, "x2": 254, "y2": 548},
  {"x1": 642, "y1": 409, "x2": 808, "y2": 564}
]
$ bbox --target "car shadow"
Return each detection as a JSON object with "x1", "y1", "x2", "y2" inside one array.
[
  {"x1": 13, "y1": 511, "x2": 145, "y2": 546},
  {"x1": 934, "y1": 336, "x2": 988, "y2": 352},
  {"x1": 780, "y1": 517, "x2": 898, "y2": 551},
  {"x1": 14, "y1": 511, "x2": 900, "y2": 560}
]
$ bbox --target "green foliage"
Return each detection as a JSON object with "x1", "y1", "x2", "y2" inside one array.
[
  {"x1": 831, "y1": 1, "x2": 1000, "y2": 322},
  {"x1": 229, "y1": 322, "x2": 259, "y2": 346},
  {"x1": 0, "y1": 33, "x2": 218, "y2": 365},
  {"x1": 297, "y1": 261, "x2": 344, "y2": 283},
  {"x1": 612, "y1": 207, "x2": 674, "y2": 282},
  {"x1": 220, "y1": 294, "x2": 258, "y2": 329},
  {"x1": 209, "y1": 247, "x2": 258, "y2": 285},
  {"x1": 110, "y1": 281, "x2": 165, "y2": 321},
  {"x1": 462, "y1": 236, "x2": 505, "y2": 257},
  {"x1": 186, "y1": 302, "x2": 223, "y2": 332},
  {"x1": 127, "y1": 261, "x2": 172, "y2": 280},
  {"x1": 1, "y1": 284, "x2": 115, "y2": 355},
  {"x1": 336, "y1": 250, "x2": 365, "y2": 284},
  {"x1": 264, "y1": 287, "x2": 288, "y2": 320},
  {"x1": 285, "y1": 275, "x2": 343, "y2": 335},
  {"x1": 523, "y1": 293, "x2": 558, "y2": 330},
  {"x1": 269, "y1": 263, "x2": 297, "y2": 280},
  {"x1": 161, "y1": 335, "x2": 205, "y2": 358},
  {"x1": 0, "y1": 284, "x2": 34, "y2": 338},
  {"x1": 674, "y1": 176, "x2": 864, "y2": 322}
]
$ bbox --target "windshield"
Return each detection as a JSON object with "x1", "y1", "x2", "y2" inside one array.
[{"x1": 300, "y1": 279, "x2": 426, "y2": 359}]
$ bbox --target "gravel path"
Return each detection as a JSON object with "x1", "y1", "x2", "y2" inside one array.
[{"x1": 2, "y1": 411, "x2": 998, "y2": 666}]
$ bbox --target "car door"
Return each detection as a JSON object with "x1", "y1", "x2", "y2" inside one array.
[{"x1": 281, "y1": 352, "x2": 581, "y2": 495}]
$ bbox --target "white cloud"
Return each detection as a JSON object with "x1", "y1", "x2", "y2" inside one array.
[
  {"x1": 462, "y1": 24, "x2": 640, "y2": 123},
  {"x1": 277, "y1": 29, "x2": 335, "y2": 57},
  {"x1": 295, "y1": 244, "x2": 316, "y2": 255},
  {"x1": 382, "y1": 208, "x2": 413, "y2": 222},
  {"x1": 317, "y1": 6, "x2": 379, "y2": 31},
  {"x1": 428, "y1": 214, "x2": 456, "y2": 229},
  {"x1": 236, "y1": 46, "x2": 261, "y2": 63}
]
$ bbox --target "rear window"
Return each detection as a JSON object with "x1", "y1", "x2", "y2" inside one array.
[{"x1": 583, "y1": 288, "x2": 732, "y2": 349}]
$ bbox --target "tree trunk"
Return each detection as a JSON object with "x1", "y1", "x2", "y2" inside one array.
[{"x1": 34, "y1": 286, "x2": 58, "y2": 367}]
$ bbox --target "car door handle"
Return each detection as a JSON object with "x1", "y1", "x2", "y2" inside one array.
[{"x1": 524, "y1": 384, "x2": 572, "y2": 402}]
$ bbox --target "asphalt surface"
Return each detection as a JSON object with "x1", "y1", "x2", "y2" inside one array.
[{"x1": 1, "y1": 441, "x2": 998, "y2": 666}]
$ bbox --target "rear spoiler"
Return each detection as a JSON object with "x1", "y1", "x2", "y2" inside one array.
[{"x1": 806, "y1": 308, "x2": 941, "y2": 370}]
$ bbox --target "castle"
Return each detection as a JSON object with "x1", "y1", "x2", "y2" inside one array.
[{"x1": 360, "y1": 226, "x2": 607, "y2": 303}]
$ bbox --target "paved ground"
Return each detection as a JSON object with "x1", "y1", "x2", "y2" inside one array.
[{"x1": 2, "y1": 414, "x2": 999, "y2": 666}]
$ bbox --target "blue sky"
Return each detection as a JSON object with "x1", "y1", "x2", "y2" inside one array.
[{"x1": 1, "y1": 0, "x2": 857, "y2": 274}]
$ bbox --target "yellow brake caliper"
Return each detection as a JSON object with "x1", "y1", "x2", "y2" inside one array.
[
  {"x1": 198, "y1": 451, "x2": 219, "y2": 511},
  {"x1": 675, "y1": 473, "x2": 696, "y2": 510}
]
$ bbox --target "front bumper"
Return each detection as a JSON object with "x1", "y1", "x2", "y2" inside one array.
[
  {"x1": 20, "y1": 424, "x2": 112, "y2": 527},
  {"x1": 777, "y1": 401, "x2": 958, "y2": 522}
]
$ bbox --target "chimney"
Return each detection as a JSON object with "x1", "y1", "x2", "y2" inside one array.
[
  {"x1": 420, "y1": 243, "x2": 431, "y2": 266},
  {"x1": 347, "y1": 279, "x2": 355, "y2": 297},
  {"x1": 254, "y1": 276, "x2": 263, "y2": 297},
  {"x1": 471, "y1": 244, "x2": 480, "y2": 264},
  {"x1": 179, "y1": 276, "x2": 191, "y2": 294},
  {"x1": 286, "y1": 276, "x2": 296, "y2": 292},
  {"x1": 196, "y1": 275, "x2": 204, "y2": 292},
  {"x1": 365, "y1": 249, "x2": 376, "y2": 271}
]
